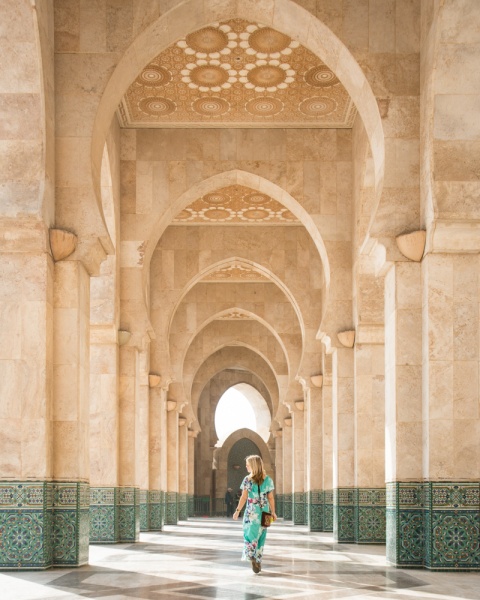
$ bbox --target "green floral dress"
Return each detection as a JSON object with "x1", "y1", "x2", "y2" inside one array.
[{"x1": 240, "y1": 475, "x2": 275, "y2": 563}]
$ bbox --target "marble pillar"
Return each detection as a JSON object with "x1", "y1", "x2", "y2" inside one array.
[
  {"x1": 178, "y1": 419, "x2": 188, "y2": 521},
  {"x1": 0, "y1": 248, "x2": 55, "y2": 569},
  {"x1": 148, "y1": 386, "x2": 164, "y2": 531},
  {"x1": 274, "y1": 431, "x2": 284, "y2": 518},
  {"x1": 307, "y1": 385, "x2": 323, "y2": 531},
  {"x1": 118, "y1": 345, "x2": 140, "y2": 542},
  {"x1": 354, "y1": 333, "x2": 386, "y2": 544},
  {"x1": 165, "y1": 405, "x2": 179, "y2": 524},
  {"x1": 188, "y1": 430, "x2": 196, "y2": 517},
  {"x1": 421, "y1": 254, "x2": 480, "y2": 570},
  {"x1": 333, "y1": 347, "x2": 355, "y2": 543},
  {"x1": 385, "y1": 262, "x2": 423, "y2": 567},
  {"x1": 282, "y1": 419, "x2": 293, "y2": 520},
  {"x1": 292, "y1": 404, "x2": 306, "y2": 525},
  {"x1": 137, "y1": 373, "x2": 149, "y2": 531},
  {"x1": 322, "y1": 354, "x2": 334, "y2": 531}
]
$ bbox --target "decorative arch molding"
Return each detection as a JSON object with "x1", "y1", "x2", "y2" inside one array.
[
  {"x1": 175, "y1": 307, "x2": 292, "y2": 384},
  {"x1": 185, "y1": 340, "x2": 287, "y2": 403},
  {"x1": 191, "y1": 347, "x2": 280, "y2": 416},
  {"x1": 167, "y1": 255, "x2": 305, "y2": 342},
  {"x1": 217, "y1": 428, "x2": 274, "y2": 470},
  {"x1": 92, "y1": 0, "x2": 384, "y2": 267},
  {"x1": 199, "y1": 369, "x2": 273, "y2": 417}
]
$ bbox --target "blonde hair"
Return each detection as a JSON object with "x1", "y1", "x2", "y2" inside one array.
[{"x1": 246, "y1": 454, "x2": 266, "y2": 484}]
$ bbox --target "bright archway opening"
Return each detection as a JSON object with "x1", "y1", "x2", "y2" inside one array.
[{"x1": 215, "y1": 383, "x2": 271, "y2": 446}]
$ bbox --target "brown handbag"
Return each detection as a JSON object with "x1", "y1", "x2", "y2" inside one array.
[{"x1": 258, "y1": 484, "x2": 273, "y2": 527}]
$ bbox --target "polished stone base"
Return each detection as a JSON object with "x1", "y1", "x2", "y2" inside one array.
[
  {"x1": 293, "y1": 492, "x2": 307, "y2": 525},
  {"x1": 308, "y1": 489, "x2": 324, "y2": 531},
  {"x1": 334, "y1": 488, "x2": 356, "y2": 543},
  {"x1": 165, "y1": 492, "x2": 178, "y2": 525},
  {"x1": 0, "y1": 481, "x2": 89, "y2": 570},
  {"x1": 387, "y1": 481, "x2": 480, "y2": 571},
  {"x1": 356, "y1": 487, "x2": 386, "y2": 544},
  {"x1": 283, "y1": 493, "x2": 292, "y2": 520}
]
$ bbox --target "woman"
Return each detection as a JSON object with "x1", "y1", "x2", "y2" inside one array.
[{"x1": 233, "y1": 454, "x2": 277, "y2": 573}]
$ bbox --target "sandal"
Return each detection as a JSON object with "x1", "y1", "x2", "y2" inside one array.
[{"x1": 251, "y1": 559, "x2": 260, "y2": 573}]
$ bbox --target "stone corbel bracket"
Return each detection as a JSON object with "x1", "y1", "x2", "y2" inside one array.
[
  {"x1": 284, "y1": 417, "x2": 292, "y2": 427},
  {"x1": 148, "y1": 373, "x2": 161, "y2": 388},
  {"x1": 310, "y1": 374, "x2": 323, "y2": 388},
  {"x1": 167, "y1": 400, "x2": 177, "y2": 411},
  {"x1": 337, "y1": 329, "x2": 355, "y2": 348},
  {"x1": 294, "y1": 400, "x2": 304, "y2": 411},
  {"x1": 49, "y1": 228, "x2": 77, "y2": 261},
  {"x1": 118, "y1": 330, "x2": 131, "y2": 346},
  {"x1": 178, "y1": 417, "x2": 187, "y2": 426},
  {"x1": 396, "y1": 230, "x2": 426, "y2": 262}
]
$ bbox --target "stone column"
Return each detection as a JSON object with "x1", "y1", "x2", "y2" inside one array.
[
  {"x1": 165, "y1": 401, "x2": 179, "y2": 524},
  {"x1": 148, "y1": 385, "x2": 164, "y2": 530},
  {"x1": 0, "y1": 241, "x2": 55, "y2": 569},
  {"x1": 118, "y1": 344, "x2": 140, "y2": 542},
  {"x1": 354, "y1": 328, "x2": 386, "y2": 544},
  {"x1": 322, "y1": 353, "x2": 334, "y2": 531},
  {"x1": 384, "y1": 262, "x2": 423, "y2": 567},
  {"x1": 188, "y1": 430, "x2": 196, "y2": 517},
  {"x1": 422, "y1": 253, "x2": 480, "y2": 570},
  {"x1": 282, "y1": 417, "x2": 293, "y2": 520},
  {"x1": 89, "y1": 325, "x2": 119, "y2": 543},
  {"x1": 52, "y1": 260, "x2": 90, "y2": 566},
  {"x1": 333, "y1": 347, "x2": 355, "y2": 543},
  {"x1": 274, "y1": 431, "x2": 283, "y2": 517},
  {"x1": 137, "y1": 368, "x2": 149, "y2": 532},
  {"x1": 292, "y1": 403, "x2": 306, "y2": 525},
  {"x1": 307, "y1": 384, "x2": 323, "y2": 531},
  {"x1": 178, "y1": 417, "x2": 188, "y2": 520}
]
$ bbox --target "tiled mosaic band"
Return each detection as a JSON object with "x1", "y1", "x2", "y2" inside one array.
[
  {"x1": 276, "y1": 494, "x2": 284, "y2": 518},
  {"x1": 148, "y1": 490, "x2": 163, "y2": 531},
  {"x1": 424, "y1": 482, "x2": 480, "y2": 570},
  {"x1": 308, "y1": 489, "x2": 324, "y2": 532},
  {"x1": 165, "y1": 492, "x2": 178, "y2": 525},
  {"x1": 118, "y1": 487, "x2": 140, "y2": 543},
  {"x1": 283, "y1": 493, "x2": 292, "y2": 521},
  {"x1": 90, "y1": 487, "x2": 118, "y2": 543},
  {"x1": 334, "y1": 488, "x2": 356, "y2": 543},
  {"x1": 188, "y1": 494, "x2": 194, "y2": 517},
  {"x1": 356, "y1": 488, "x2": 386, "y2": 544},
  {"x1": 324, "y1": 490, "x2": 334, "y2": 531},
  {"x1": 293, "y1": 492, "x2": 307, "y2": 525},
  {"x1": 387, "y1": 481, "x2": 480, "y2": 571},
  {"x1": 140, "y1": 490, "x2": 148, "y2": 532},
  {"x1": 178, "y1": 493, "x2": 188, "y2": 521},
  {"x1": 0, "y1": 481, "x2": 89, "y2": 570}
]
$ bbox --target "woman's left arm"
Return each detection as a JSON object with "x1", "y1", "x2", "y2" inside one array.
[{"x1": 267, "y1": 491, "x2": 277, "y2": 520}]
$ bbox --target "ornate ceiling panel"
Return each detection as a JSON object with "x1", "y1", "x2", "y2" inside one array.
[
  {"x1": 118, "y1": 19, "x2": 357, "y2": 128},
  {"x1": 202, "y1": 262, "x2": 270, "y2": 283},
  {"x1": 173, "y1": 184, "x2": 299, "y2": 225}
]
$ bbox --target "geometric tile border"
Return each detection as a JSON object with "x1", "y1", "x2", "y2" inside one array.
[
  {"x1": 188, "y1": 494, "x2": 194, "y2": 518},
  {"x1": 118, "y1": 487, "x2": 140, "y2": 543},
  {"x1": 148, "y1": 490, "x2": 163, "y2": 531},
  {"x1": 276, "y1": 494, "x2": 284, "y2": 518},
  {"x1": 386, "y1": 482, "x2": 424, "y2": 568},
  {"x1": 387, "y1": 481, "x2": 480, "y2": 571},
  {"x1": 283, "y1": 493, "x2": 292, "y2": 521},
  {"x1": 140, "y1": 490, "x2": 148, "y2": 532},
  {"x1": 165, "y1": 492, "x2": 178, "y2": 525},
  {"x1": 90, "y1": 487, "x2": 118, "y2": 543},
  {"x1": 425, "y1": 482, "x2": 480, "y2": 570},
  {"x1": 293, "y1": 492, "x2": 307, "y2": 525},
  {"x1": 308, "y1": 489, "x2": 324, "y2": 532},
  {"x1": 324, "y1": 489, "x2": 334, "y2": 531},
  {"x1": 0, "y1": 481, "x2": 88, "y2": 570},
  {"x1": 178, "y1": 493, "x2": 188, "y2": 521},
  {"x1": 334, "y1": 488, "x2": 356, "y2": 543},
  {"x1": 356, "y1": 487, "x2": 386, "y2": 544}
]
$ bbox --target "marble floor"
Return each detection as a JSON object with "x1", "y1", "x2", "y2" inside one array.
[{"x1": 1, "y1": 518, "x2": 480, "y2": 600}]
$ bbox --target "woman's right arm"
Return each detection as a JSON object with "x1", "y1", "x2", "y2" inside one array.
[{"x1": 233, "y1": 489, "x2": 248, "y2": 520}]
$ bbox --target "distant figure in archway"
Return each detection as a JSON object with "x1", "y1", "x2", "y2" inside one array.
[
  {"x1": 233, "y1": 455, "x2": 277, "y2": 573},
  {"x1": 225, "y1": 488, "x2": 234, "y2": 517}
]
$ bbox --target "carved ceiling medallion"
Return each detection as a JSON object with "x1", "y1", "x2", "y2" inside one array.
[
  {"x1": 173, "y1": 184, "x2": 299, "y2": 225},
  {"x1": 118, "y1": 19, "x2": 357, "y2": 128}
]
